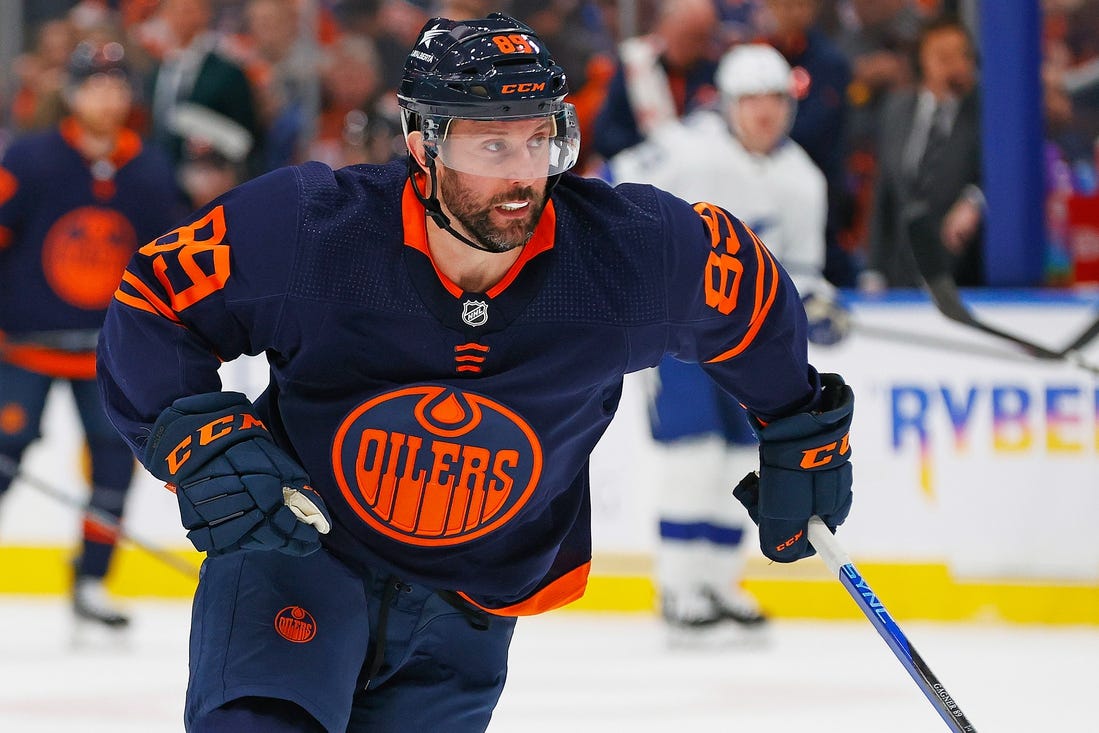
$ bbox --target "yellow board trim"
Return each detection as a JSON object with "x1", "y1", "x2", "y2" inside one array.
[
  {"x1": 5, "y1": 546, "x2": 1098, "y2": 625},
  {"x1": 0, "y1": 546, "x2": 200, "y2": 597}
]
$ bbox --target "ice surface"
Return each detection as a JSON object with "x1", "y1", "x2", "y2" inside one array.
[{"x1": 0, "y1": 597, "x2": 1095, "y2": 732}]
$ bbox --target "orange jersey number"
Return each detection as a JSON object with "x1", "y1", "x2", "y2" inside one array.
[
  {"x1": 694, "y1": 202, "x2": 744, "y2": 315},
  {"x1": 138, "y1": 206, "x2": 231, "y2": 311}
]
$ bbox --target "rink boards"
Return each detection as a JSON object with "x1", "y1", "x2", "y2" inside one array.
[{"x1": 3, "y1": 290, "x2": 1099, "y2": 624}]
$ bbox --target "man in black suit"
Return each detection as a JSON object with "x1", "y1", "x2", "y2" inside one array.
[
  {"x1": 149, "y1": 0, "x2": 264, "y2": 181},
  {"x1": 862, "y1": 14, "x2": 983, "y2": 290}
]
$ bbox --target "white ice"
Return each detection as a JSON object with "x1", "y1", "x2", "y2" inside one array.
[{"x1": 0, "y1": 597, "x2": 1095, "y2": 732}]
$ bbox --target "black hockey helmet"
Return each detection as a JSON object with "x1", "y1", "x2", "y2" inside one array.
[
  {"x1": 398, "y1": 13, "x2": 580, "y2": 178},
  {"x1": 399, "y1": 12, "x2": 569, "y2": 119}
]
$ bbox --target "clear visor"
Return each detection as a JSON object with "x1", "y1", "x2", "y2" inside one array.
[{"x1": 420, "y1": 104, "x2": 580, "y2": 179}]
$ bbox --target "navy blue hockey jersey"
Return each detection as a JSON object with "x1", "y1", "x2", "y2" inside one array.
[
  {"x1": 98, "y1": 160, "x2": 819, "y2": 614},
  {"x1": 0, "y1": 118, "x2": 181, "y2": 378}
]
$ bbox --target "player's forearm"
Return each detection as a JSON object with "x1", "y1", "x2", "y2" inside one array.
[
  {"x1": 701, "y1": 286, "x2": 818, "y2": 421},
  {"x1": 97, "y1": 304, "x2": 223, "y2": 456}
]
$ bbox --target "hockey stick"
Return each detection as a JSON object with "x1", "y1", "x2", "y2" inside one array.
[
  {"x1": 923, "y1": 274, "x2": 1099, "y2": 375},
  {"x1": 850, "y1": 320, "x2": 1036, "y2": 366},
  {"x1": 1056, "y1": 310, "x2": 1099, "y2": 355},
  {"x1": 0, "y1": 454, "x2": 199, "y2": 580},
  {"x1": 807, "y1": 517, "x2": 978, "y2": 732}
]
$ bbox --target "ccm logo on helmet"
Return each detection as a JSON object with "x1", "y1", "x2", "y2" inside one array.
[
  {"x1": 165, "y1": 413, "x2": 268, "y2": 475},
  {"x1": 799, "y1": 432, "x2": 850, "y2": 469},
  {"x1": 501, "y1": 82, "x2": 546, "y2": 94}
]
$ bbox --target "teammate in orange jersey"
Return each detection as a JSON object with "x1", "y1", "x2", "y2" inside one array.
[
  {"x1": 0, "y1": 40, "x2": 183, "y2": 630},
  {"x1": 98, "y1": 14, "x2": 854, "y2": 731}
]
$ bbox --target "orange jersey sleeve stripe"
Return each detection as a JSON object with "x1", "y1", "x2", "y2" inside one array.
[
  {"x1": 113, "y1": 288, "x2": 161, "y2": 316},
  {"x1": 706, "y1": 225, "x2": 781, "y2": 364},
  {"x1": 457, "y1": 561, "x2": 591, "y2": 616},
  {"x1": 114, "y1": 271, "x2": 182, "y2": 322}
]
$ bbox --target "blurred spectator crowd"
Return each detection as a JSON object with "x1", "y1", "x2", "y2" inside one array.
[{"x1": 3, "y1": 0, "x2": 1098, "y2": 288}]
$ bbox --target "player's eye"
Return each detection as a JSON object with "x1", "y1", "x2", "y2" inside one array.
[
  {"x1": 482, "y1": 139, "x2": 508, "y2": 154},
  {"x1": 527, "y1": 135, "x2": 548, "y2": 150}
]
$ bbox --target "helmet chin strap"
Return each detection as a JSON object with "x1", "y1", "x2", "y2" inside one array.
[
  {"x1": 406, "y1": 154, "x2": 564, "y2": 256},
  {"x1": 407, "y1": 154, "x2": 501, "y2": 253}
]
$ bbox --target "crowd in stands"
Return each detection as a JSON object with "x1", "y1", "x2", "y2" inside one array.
[{"x1": 4, "y1": 0, "x2": 1098, "y2": 289}]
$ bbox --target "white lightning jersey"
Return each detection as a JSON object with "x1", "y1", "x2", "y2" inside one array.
[{"x1": 607, "y1": 111, "x2": 830, "y2": 298}]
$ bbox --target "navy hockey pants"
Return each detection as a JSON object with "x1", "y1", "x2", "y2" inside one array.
[{"x1": 185, "y1": 548, "x2": 516, "y2": 733}]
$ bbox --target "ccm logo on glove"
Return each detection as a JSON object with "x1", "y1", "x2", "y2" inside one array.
[
  {"x1": 799, "y1": 433, "x2": 850, "y2": 469},
  {"x1": 733, "y1": 372, "x2": 855, "y2": 563},
  {"x1": 165, "y1": 413, "x2": 269, "y2": 474},
  {"x1": 144, "y1": 391, "x2": 332, "y2": 557}
]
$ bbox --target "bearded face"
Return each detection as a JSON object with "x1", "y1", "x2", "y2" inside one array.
[
  {"x1": 436, "y1": 165, "x2": 548, "y2": 253},
  {"x1": 408, "y1": 115, "x2": 561, "y2": 252}
]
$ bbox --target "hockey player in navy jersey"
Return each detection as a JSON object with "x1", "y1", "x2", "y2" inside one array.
[
  {"x1": 98, "y1": 13, "x2": 854, "y2": 732},
  {"x1": 0, "y1": 40, "x2": 183, "y2": 630}
]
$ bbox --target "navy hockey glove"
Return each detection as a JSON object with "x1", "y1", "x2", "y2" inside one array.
[
  {"x1": 733, "y1": 373, "x2": 853, "y2": 563},
  {"x1": 802, "y1": 292, "x2": 850, "y2": 347},
  {"x1": 144, "y1": 392, "x2": 331, "y2": 556}
]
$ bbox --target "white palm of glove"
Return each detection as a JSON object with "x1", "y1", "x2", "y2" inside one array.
[{"x1": 283, "y1": 486, "x2": 332, "y2": 534}]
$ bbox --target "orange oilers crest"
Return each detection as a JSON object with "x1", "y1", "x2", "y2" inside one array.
[
  {"x1": 274, "y1": 606, "x2": 317, "y2": 643},
  {"x1": 42, "y1": 206, "x2": 137, "y2": 309},
  {"x1": 331, "y1": 386, "x2": 543, "y2": 547}
]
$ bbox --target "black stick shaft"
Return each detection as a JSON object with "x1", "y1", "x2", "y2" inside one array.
[{"x1": 924, "y1": 275, "x2": 1099, "y2": 373}]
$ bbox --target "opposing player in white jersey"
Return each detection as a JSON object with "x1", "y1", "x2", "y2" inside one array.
[{"x1": 608, "y1": 43, "x2": 848, "y2": 636}]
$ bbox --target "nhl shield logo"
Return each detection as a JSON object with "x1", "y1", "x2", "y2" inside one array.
[{"x1": 461, "y1": 300, "x2": 489, "y2": 327}]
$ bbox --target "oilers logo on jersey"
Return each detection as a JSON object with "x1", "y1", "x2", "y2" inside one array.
[
  {"x1": 330, "y1": 385, "x2": 543, "y2": 547},
  {"x1": 42, "y1": 206, "x2": 138, "y2": 309}
]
